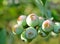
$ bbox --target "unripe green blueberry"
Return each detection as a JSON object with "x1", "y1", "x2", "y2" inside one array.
[
  {"x1": 53, "y1": 22, "x2": 60, "y2": 33},
  {"x1": 37, "y1": 27, "x2": 42, "y2": 34},
  {"x1": 50, "y1": 31, "x2": 58, "y2": 37},
  {"x1": 17, "y1": 15, "x2": 27, "y2": 26},
  {"x1": 21, "y1": 27, "x2": 37, "y2": 42},
  {"x1": 39, "y1": 17, "x2": 44, "y2": 26},
  {"x1": 12, "y1": 24, "x2": 24, "y2": 35},
  {"x1": 38, "y1": 27, "x2": 50, "y2": 37},
  {"x1": 25, "y1": 27, "x2": 37, "y2": 39},
  {"x1": 26, "y1": 13, "x2": 39, "y2": 27},
  {"x1": 21, "y1": 31, "x2": 27, "y2": 42},
  {"x1": 38, "y1": 28, "x2": 41, "y2": 34},
  {"x1": 40, "y1": 31, "x2": 47, "y2": 37},
  {"x1": 38, "y1": 28, "x2": 47, "y2": 37},
  {"x1": 42, "y1": 20, "x2": 53, "y2": 32}
]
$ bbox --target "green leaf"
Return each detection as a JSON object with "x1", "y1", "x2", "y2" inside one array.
[
  {"x1": 35, "y1": 0, "x2": 49, "y2": 18},
  {"x1": 35, "y1": 0, "x2": 45, "y2": 16},
  {"x1": 51, "y1": 10, "x2": 60, "y2": 22},
  {"x1": 0, "y1": 0, "x2": 3, "y2": 6},
  {"x1": 0, "y1": 28, "x2": 6, "y2": 44},
  {"x1": 41, "y1": 0, "x2": 46, "y2": 5},
  {"x1": 46, "y1": 10, "x2": 52, "y2": 18}
]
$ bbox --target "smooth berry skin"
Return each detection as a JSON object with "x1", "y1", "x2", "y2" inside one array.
[
  {"x1": 39, "y1": 17, "x2": 44, "y2": 26},
  {"x1": 21, "y1": 31, "x2": 32, "y2": 42},
  {"x1": 26, "y1": 13, "x2": 39, "y2": 27},
  {"x1": 21, "y1": 31, "x2": 27, "y2": 42},
  {"x1": 41, "y1": 31, "x2": 47, "y2": 37},
  {"x1": 38, "y1": 28, "x2": 41, "y2": 34},
  {"x1": 54, "y1": 22, "x2": 60, "y2": 33},
  {"x1": 42, "y1": 20, "x2": 53, "y2": 32},
  {"x1": 38, "y1": 27, "x2": 47, "y2": 37},
  {"x1": 12, "y1": 24, "x2": 24, "y2": 35},
  {"x1": 25, "y1": 27, "x2": 37, "y2": 39},
  {"x1": 21, "y1": 27, "x2": 38, "y2": 42},
  {"x1": 50, "y1": 31, "x2": 58, "y2": 37},
  {"x1": 17, "y1": 15, "x2": 27, "y2": 26}
]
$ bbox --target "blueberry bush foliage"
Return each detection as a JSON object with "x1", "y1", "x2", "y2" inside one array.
[{"x1": 0, "y1": 0, "x2": 60, "y2": 44}]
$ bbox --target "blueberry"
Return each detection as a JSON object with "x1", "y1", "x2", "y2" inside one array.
[
  {"x1": 17, "y1": 15, "x2": 27, "y2": 26},
  {"x1": 42, "y1": 20, "x2": 53, "y2": 32},
  {"x1": 25, "y1": 27, "x2": 37, "y2": 39},
  {"x1": 21, "y1": 31, "x2": 27, "y2": 42},
  {"x1": 26, "y1": 13, "x2": 39, "y2": 27},
  {"x1": 39, "y1": 17, "x2": 44, "y2": 26},
  {"x1": 50, "y1": 31, "x2": 58, "y2": 37},
  {"x1": 54, "y1": 22, "x2": 60, "y2": 33},
  {"x1": 12, "y1": 24, "x2": 24, "y2": 35}
]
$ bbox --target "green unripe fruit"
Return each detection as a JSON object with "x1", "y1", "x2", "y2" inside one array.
[
  {"x1": 50, "y1": 31, "x2": 58, "y2": 37},
  {"x1": 38, "y1": 29, "x2": 47, "y2": 37},
  {"x1": 12, "y1": 24, "x2": 24, "y2": 35},
  {"x1": 38, "y1": 28, "x2": 41, "y2": 34},
  {"x1": 25, "y1": 27, "x2": 37, "y2": 39},
  {"x1": 17, "y1": 15, "x2": 27, "y2": 26},
  {"x1": 38, "y1": 27, "x2": 48, "y2": 37},
  {"x1": 54, "y1": 22, "x2": 60, "y2": 33},
  {"x1": 21, "y1": 27, "x2": 38, "y2": 42},
  {"x1": 42, "y1": 20, "x2": 53, "y2": 32},
  {"x1": 21, "y1": 31, "x2": 27, "y2": 42},
  {"x1": 39, "y1": 17, "x2": 44, "y2": 26},
  {"x1": 37, "y1": 27, "x2": 42, "y2": 34},
  {"x1": 41, "y1": 31, "x2": 47, "y2": 37},
  {"x1": 26, "y1": 13, "x2": 39, "y2": 27}
]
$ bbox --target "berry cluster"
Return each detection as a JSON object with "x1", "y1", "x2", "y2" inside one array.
[{"x1": 12, "y1": 13, "x2": 60, "y2": 42}]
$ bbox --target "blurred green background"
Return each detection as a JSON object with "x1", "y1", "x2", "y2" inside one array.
[{"x1": 0, "y1": 0, "x2": 60, "y2": 44}]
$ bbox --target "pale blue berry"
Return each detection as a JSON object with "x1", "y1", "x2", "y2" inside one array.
[
  {"x1": 39, "y1": 17, "x2": 44, "y2": 26},
  {"x1": 25, "y1": 27, "x2": 37, "y2": 39},
  {"x1": 12, "y1": 24, "x2": 24, "y2": 35},
  {"x1": 42, "y1": 20, "x2": 53, "y2": 32},
  {"x1": 41, "y1": 31, "x2": 47, "y2": 37},
  {"x1": 21, "y1": 31, "x2": 27, "y2": 42},
  {"x1": 54, "y1": 22, "x2": 60, "y2": 33},
  {"x1": 26, "y1": 13, "x2": 39, "y2": 27},
  {"x1": 17, "y1": 15, "x2": 27, "y2": 26},
  {"x1": 50, "y1": 31, "x2": 58, "y2": 37}
]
